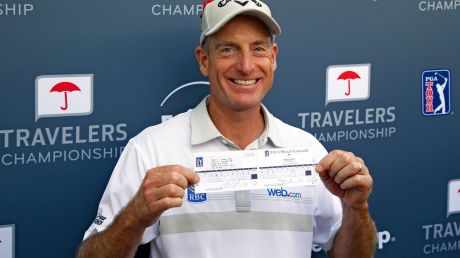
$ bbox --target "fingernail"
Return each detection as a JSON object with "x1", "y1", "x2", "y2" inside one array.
[{"x1": 315, "y1": 164, "x2": 324, "y2": 173}]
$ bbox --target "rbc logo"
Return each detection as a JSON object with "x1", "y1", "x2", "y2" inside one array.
[
  {"x1": 422, "y1": 69, "x2": 451, "y2": 116},
  {"x1": 196, "y1": 157, "x2": 203, "y2": 167},
  {"x1": 187, "y1": 186, "x2": 207, "y2": 203}
]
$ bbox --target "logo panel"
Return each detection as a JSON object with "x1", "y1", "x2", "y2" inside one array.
[
  {"x1": 421, "y1": 179, "x2": 460, "y2": 255},
  {"x1": 326, "y1": 64, "x2": 371, "y2": 105},
  {"x1": 0, "y1": 225, "x2": 14, "y2": 258},
  {"x1": 35, "y1": 74, "x2": 93, "y2": 121},
  {"x1": 447, "y1": 179, "x2": 460, "y2": 217},
  {"x1": 422, "y1": 69, "x2": 451, "y2": 116}
]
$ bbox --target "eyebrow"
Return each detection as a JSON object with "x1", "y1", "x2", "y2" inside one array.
[
  {"x1": 214, "y1": 41, "x2": 237, "y2": 49},
  {"x1": 251, "y1": 40, "x2": 271, "y2": 46},
  {"x1": 213, "y1": 39, "x2": 271, "y2": 49}
]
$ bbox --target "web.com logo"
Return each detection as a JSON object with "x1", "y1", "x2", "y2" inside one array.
[{"x1": 267, "y1": 188, "x2": 302, "y2": 198}]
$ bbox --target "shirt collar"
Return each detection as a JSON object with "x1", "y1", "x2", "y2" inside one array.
[{"x1": 191, "y1": 96, "x2": 285, "y2": 147}]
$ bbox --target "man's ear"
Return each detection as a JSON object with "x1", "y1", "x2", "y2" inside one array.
[
  {"x1": 195, "y1": 46, "x2": 209, "y2": 76},
  {"x1": 271, "y1": 42, "x2": 279, "y2": 71}
]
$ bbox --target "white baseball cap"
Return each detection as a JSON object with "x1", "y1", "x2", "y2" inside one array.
[{"x1": 200, "y1": 0, "x2": 281, "y2": 45}]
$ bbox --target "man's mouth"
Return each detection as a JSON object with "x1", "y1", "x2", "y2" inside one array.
[{"x1": 231, "y1": 79, "x2": 258, "y2": 85}]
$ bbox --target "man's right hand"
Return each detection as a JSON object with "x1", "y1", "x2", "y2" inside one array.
[
  {"x1": 77, "y1": 165, "x2": 199, "y2": 258},
  {"x1": 128, "y1": 165, "x2": 200, "y2": 229}
]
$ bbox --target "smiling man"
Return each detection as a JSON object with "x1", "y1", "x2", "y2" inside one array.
[{"x1": 77, "y1": 1, "x2": 376, "y2": 258}]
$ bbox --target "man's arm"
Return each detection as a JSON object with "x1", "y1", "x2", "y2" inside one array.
[
  {"x1": 76, "y1": 203, "x2": 145, "y2": 258},
  {"x1": 316, "y1": 150, "x2": 376, "y2": 258},
  {"x1": 327, "y1": 203, "x2": 376, "y2": 258},
  {"x1": 76, "y1": 165, "x2": 200, "y2": 258}
]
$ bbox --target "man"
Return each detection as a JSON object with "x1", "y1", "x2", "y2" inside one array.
[{"x1": 77, "y1": 1, "x2": 376, "y2": 257}]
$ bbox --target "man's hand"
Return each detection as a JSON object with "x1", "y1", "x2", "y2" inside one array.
[
  {"x1": 316, "y1": 150, "x2": 373, "y2": 209},
  {"x1": 128, "y1": 165, "x2": 200, "y2": 229},
  {"x1": 77, "y1": 165, "x2": 200, "y2": 258},
  {"x1": 316, "y1": 150, "x2": 376, "y2": 258}
]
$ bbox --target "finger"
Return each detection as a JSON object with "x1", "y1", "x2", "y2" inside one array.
[
  {"x1": 339, "y1": 174, "x2": 373, "y2": 191},
  {"x1": 327, "y1": 151, "x2": 356, "y2": 178},
  {"x1": 333, "y1": 161, "x2": 363, "y2": 185},
  {"x1": 156, "y1": 197, "x2": 184, "y2": 211},
  {"x1": 144, "y1": 169, "x2": 187, "y2": 189},
  {"x1": 355, "y1": 156, "x2": 365, "y2": 167},
  {"x1": 149, "y1": 184, "x2": 186, "y2": 201},
  {"x1": 168, "y1": 165, "x2": 200, "y2": 185},
  {"x1": 133, "y1": 184, "x2": 185, "y2": 223},
  {"x1": 147, "y1": 165, "x2": 199, "y2": 188},
  {"x1": 316, "y1": 150, "x2": 346, "y2": 174}
]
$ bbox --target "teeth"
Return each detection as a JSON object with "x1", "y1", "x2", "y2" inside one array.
[{"x1": 233, "y1": 79, "x2": 256, "y2": 85}]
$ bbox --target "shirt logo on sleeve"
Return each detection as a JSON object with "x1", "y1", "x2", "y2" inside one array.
[{"x1": 93, "y1": 210, "x2": 107, "y2": 225}]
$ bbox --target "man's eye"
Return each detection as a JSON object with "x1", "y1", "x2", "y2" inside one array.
[
  {"x1": 254, "y1": 46, "x2": 269, "y2": 54},
  {"x1": 220, "y1": 47, "x2": 233, "y2": 54}
]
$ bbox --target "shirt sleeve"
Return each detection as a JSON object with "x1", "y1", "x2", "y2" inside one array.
[{"x1": 82, "y1": 140, "x2": 159, "y2": 245}]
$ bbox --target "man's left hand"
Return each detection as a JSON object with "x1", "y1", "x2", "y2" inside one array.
[{"x1": 316, "y1": 150, "x2": 373, "y2": 209}]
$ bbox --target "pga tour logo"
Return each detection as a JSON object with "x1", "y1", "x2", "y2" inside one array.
[
  {"x1": 35, "y1": 74, "x2": 93, "y2": 121},
  {"x1": 422, "y1": 69, "x2": 451, "y2": 116},
  {"x1": 447, "y1": 179, "x2": 460, "y2": 217},
  {"x1": 196, "y1": 157, "x2": 204, "y2": 167},
  {"x1": 326, "y1": 64, "x2": 371, "y2": 105}
]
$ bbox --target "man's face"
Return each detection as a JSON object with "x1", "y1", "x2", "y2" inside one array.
[{"x1": 196, "y1": 15, "x2": 278, "y2": 112}]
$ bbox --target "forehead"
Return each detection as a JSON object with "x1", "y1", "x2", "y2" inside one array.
[{"x1": 209, "y1": 15, "x2": 271, "y2": 44}]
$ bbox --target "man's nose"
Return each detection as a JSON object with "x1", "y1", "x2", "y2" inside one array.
[{"x1": 236, "y1": 50, "x2": 255, "y2": 74}]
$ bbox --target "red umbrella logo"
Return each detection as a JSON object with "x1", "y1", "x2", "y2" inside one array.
[
  {"x1": 50, "y1": 82, "x2": 81, "y2": 110},
  {"x1": 337, "y1": 71, "x2": 361, "y2": 96}
]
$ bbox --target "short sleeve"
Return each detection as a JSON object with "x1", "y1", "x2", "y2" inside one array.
[{"x1": 82, "y1": 140, "x2": 159, "y2": 244}]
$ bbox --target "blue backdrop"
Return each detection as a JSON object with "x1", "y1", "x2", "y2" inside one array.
[{"x1": 0, "y1": 0, "x2": 459, "y2": 257}]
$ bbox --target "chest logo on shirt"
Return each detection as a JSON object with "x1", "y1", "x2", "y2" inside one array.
[{"x1": 187, "y1": 186, "x2": 207, "y2": 203}]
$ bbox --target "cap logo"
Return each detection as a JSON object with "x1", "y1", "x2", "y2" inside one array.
[
  {"x1": 234, "y1": 0, "x2": 249, "y2": 6},
  {"x1": 218, "y1": 0, "x2": 261, "y2": 8},
  {"x1": 218, "y1": 0, "x2": 230, "y2": 7}
]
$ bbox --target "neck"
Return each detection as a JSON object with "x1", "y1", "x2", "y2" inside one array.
[{"x1": 207, "y1": 100, "x2": 265, "y2": 149}]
